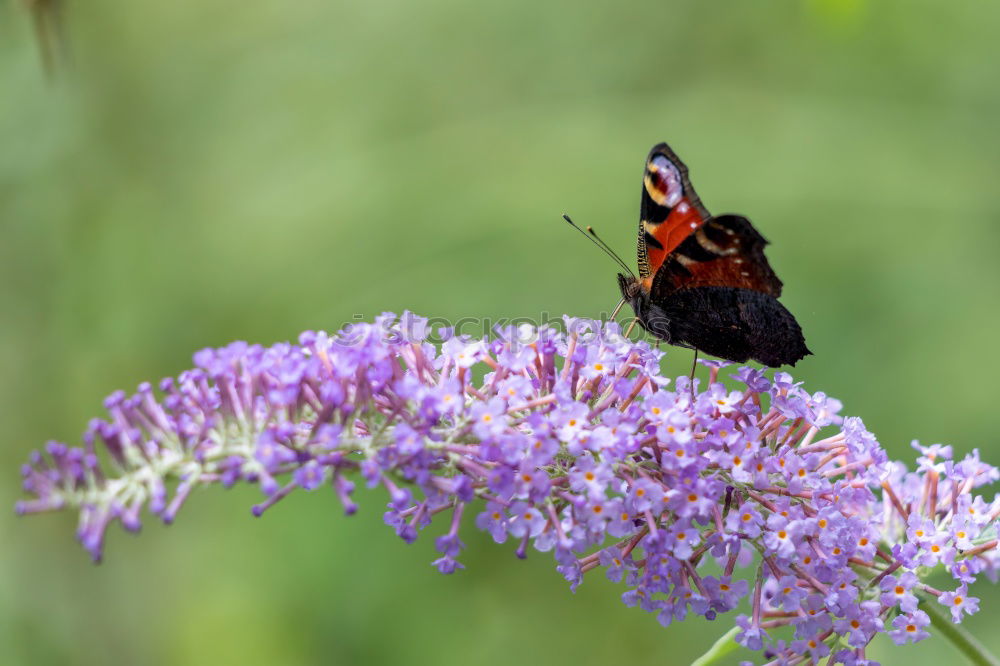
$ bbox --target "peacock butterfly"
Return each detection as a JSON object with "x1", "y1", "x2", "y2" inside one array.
[{"x1": 616, "y1": 142, "x2": 810, "y2": 367}]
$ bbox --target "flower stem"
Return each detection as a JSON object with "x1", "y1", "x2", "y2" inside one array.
[
  {"x1": 689, "y1": 626, "x2": 740, "y2": 666},
  {"x1": 921, "y1": 594, "x2": 1000, "y2": 666}
]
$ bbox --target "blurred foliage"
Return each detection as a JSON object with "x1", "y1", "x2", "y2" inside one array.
[{"x1": 2, "y1": 0, "x2": 999, "y2": 664}]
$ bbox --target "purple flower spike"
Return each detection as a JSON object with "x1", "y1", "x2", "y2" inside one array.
[{"x1": 15, "y1": 312, "x2": 1000, "y2": 663}]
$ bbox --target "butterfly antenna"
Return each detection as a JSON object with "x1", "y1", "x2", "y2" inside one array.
[
  {"x1": 585, "y1": 225, "x2": 635, "y2": 278},
  {"x1": 562, "y1": 214, "x2": 635, "y2": 278}
]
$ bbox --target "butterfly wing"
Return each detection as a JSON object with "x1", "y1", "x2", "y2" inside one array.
[
  {"x1": 652, "y1": 286, "x2": 809, "y2": 366},
  {"x1": 637, "y1": 143, "x2": 712, "y2": 280},
  {"x1": 649, "y1": 214, "x2": 783, "y2": 299}
]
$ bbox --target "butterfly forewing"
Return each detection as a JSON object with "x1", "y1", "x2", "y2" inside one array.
[{"x1": 637, "y1": 143, "x2": 711, "y2": 280}]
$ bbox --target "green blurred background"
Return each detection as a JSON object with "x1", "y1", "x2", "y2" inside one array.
[{"x1": 2, "y1": 0, "x2": 999, "y2": 663}]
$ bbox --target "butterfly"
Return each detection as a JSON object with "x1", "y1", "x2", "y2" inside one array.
[{"x1": 613, "y1": 142, "x2": 810, "y2": 367}]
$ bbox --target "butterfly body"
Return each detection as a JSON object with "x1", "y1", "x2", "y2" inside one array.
[{"x1": 619, "y1": 143, "x2": 810, "y2": 367}]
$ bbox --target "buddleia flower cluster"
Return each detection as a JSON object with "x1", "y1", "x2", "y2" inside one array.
[{"x1": 16, "y1": 313, "x2": 1000, "y2": 664}]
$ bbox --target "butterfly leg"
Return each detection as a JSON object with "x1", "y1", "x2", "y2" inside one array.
[
  {"x1": 624, "y1": 318, "x2": 640, "y2": 339},
  {"x1": 609, "y1": 297, "x2": 627, "y2": 322},
  {"x1": 689, "y1": 350, "x2": 699, "y2": 401}
]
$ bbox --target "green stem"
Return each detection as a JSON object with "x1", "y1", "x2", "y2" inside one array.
[
  {"x1": 921, "y1": 594, "x2": 1000, "y2": 666},
  {"x1": 689, "y1": 625, "x2": 741, "y2": 666}
]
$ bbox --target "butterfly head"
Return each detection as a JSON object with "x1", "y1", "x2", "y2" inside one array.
[
  {"x1": 617, "y1": 273, "x2": 645, "y2": 308},
  {"x1": 618, "y1": 272, "x2": 673, "y2": 343}
]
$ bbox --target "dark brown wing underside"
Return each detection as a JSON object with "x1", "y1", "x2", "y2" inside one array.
[{"x1": 647, "y1": 286, "x2": 810, "y2": 367}]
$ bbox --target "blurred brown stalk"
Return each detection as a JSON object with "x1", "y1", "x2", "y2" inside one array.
[{"x1": 23, "y1": 0, "x2": 68, "y2": 76}]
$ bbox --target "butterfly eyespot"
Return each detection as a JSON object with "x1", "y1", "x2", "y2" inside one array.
[{"x1": 645, "y1": 155, "x2": 684, "y2": 207}]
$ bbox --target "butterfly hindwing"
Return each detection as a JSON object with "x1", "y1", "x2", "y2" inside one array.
[
  {"x1": 654, "y1": 287, "x2": 808, "y2": 367},
  {"x1": 650, "y1": 214, "x2": 784, "y2": 299}
]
